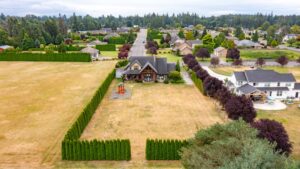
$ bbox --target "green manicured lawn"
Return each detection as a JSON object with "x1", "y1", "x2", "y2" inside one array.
[
  {"x1": 100, "y1": 51, "x2": 118, "y2": 58},
  {"x1": 240, "y1": 49, "x2": 300, "y2": 60},
  {"x1": 153, "y1": 48, "x2": 182, "y2": 62}
]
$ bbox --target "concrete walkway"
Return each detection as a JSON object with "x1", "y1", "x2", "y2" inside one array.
[
  {"x1": 202, "y1": 66, "x2": 231, "y2": 81},
  {"x1": 254, "y1": 100, "x2": 287, "y2": 110},
  {"x1": 181, "y1": 70, "x2": 193, "y2": 85}
]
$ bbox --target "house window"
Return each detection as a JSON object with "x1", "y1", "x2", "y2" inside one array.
[
  {"x1": 286, "y1": 83, "x2": 291, "y2": 87},
  {"x1": 264, "y1": 83, "x2": 270, "y2": 87},
  {"x1": 133, "y1": 65, "x2": 139, "y2": 70},
  {"x1": 277, "y1": 91, "x2": 283, "y2": 96},
  {"x1": 277, "y1": 82, "x2": 280, "y2": 87},
  {"x1": 253, "y1": 83, "x2": 257, "y2": 86},
  {"x1": 238, "y1": 81, "x2": 243, "y2": 85}
]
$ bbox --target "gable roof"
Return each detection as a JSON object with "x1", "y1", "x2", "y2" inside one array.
[
  {"x1": 237, "y1": 84, "x2": 258, "y2": 94},
  {"x1": 234, "y1": 69, "x2": 296, "y2": 83},
  {"x1": 187, "y1": 40, "x2": 202, "y2": 47},
  {"x1": 214, "y1": 47, "x2": 226, "y2": 52},
  {"x1": 80, "y1": 47, "x2": 99, "y2": 54},
  {"x1": 126, "y1": 56, "x2": 175, "y2": 75}
]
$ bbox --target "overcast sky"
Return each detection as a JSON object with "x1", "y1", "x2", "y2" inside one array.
[{"x1": 1, "y1": 0, "x2": 300, "y2": 17}]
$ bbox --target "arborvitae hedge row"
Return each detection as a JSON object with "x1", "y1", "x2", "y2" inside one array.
[
  {"x1": 0, "y1": 53, "x2": 91, "y2": 62},
  {"x1": 96, "y1": 44, "x2": 116, "y2": 51},
  {"x1": 146, "y1": 139, "x2": 188, "y2": 160},
  {"x1": 62, "y1": 139, "x2": 131, "y2": 161},
  {"x1": 190, "y1": 71, "x2": 205, "y2": 94},
  {"x1": 61, "y1": 69, "x2": 131, "y2": 161}
]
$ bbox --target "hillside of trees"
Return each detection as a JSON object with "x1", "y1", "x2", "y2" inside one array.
[{"x1": 0, "y1": 13, "x2": 300, "y2": 48}]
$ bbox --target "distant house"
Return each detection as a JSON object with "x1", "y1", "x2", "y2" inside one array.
[
  {"x1": 103, "y1": 33, "x2": 120, "y2": 40},
  {"x1": 64, "y1": 38, "x2": 73, "y2": 45},
  {"x1": 172, "y1": 42, "x2": 193, "y2": 56},
  {"x1": 231, "y1": 68, "x2": 300, "y2": 101},
  {"x1": 0, "y1": 45, "x2": 13, "y2": 52},
  {"x1": 172, "y1": 39, "x2": 201, "y2": 56},
  {"x1": 234, "y1": 40, "x2": 263, "y2": 49},
  {"x1": 123, "y1": 56, "x2": 176, "y2": 82},
  {"x1": 187, "y1": 39, "x2": 202, "y2": 49},
  {"x1": 213, "y1": 47, "x2": 227, "y2": 58},
  {"x1": 80, "y1": 47, "x2": 100, "y2": 61},
  {"x1": 117, "y1": 27, "x2": 130, "y2": 34},
  {"x1": 282, "y1": 34, "x2": 299, "y2": 43},
  {"x1": 87, "y1": 40, "x2": 107, "y2": 47}
]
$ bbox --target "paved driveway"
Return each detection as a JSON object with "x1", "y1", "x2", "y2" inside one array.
[
  {"x1": 129, "y1": 29, "x2": 147, "y2": 56},
  {"x1": 202, "y1": 66, "x2": 231, "y2": 81}
]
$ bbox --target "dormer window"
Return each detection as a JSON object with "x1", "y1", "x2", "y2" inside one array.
[
  {"x1": 133, "y1": 65, "x2": 139, "y2": 70},
  {"x1": 277, "y1": 82, "x2": 280, "y2": 87},
  {"x1": 264, "y1": 83, "x2": 270, "y2": 87},
  {"x1": 286, "y1": 83, "x2": 291, "y2": 87}
]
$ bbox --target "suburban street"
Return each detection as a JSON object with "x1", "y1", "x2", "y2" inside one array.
[{"x1": 129, "y1": 28, "x2": 147, "y2": 56}]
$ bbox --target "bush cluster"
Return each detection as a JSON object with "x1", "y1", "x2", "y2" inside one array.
[
  {"x1": 96, "y1": 44, "x2": 116, "y2": 51},
  {"x1": 146, "y1": 139, "x2": 188, "y2": 160}
]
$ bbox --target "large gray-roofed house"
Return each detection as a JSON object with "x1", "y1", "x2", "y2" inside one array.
[
  {"x1": 232, "y1": 68, "x2": 300, "y2": 100},
  {"x1": 123, "y1": 56, "x2": 175, "y2": 82}
]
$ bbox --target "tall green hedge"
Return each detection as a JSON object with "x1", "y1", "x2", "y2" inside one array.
[
  {"x1": 108, "y1": 37, "x2": 126, "y2": 44},
  {"x1": 0, "y1": 53, "x2": 91, "y2": 62},
  {"x1": 146, "y1": 139, "x2": 188, "y2": 160},
  {"x1": 62, "y1": 139, "x2": 131, "y2": 161},
  {"x1": 64, "y1": 69, "x2": 115, "y2": 140},
  {"x1": 96, "y1": 44, "x2": 116, "y2": 51},
  {"x1": 62, "y1": 69, "x2": 131, "y2": 161},
  {"x1": 190, "y1": 71, "x2": 205, "y2": 94}
]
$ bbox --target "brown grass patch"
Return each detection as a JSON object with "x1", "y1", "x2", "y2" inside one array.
[{"x1": 0, "y1": 61, "x2": 116, "y2": 168}]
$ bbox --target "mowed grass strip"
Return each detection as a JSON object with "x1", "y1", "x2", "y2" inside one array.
[
  {"x1": 0, "y1": 61, "x2": 116, "y2": 168},
  {"x1": 80, "y1": 81, "x2": 225, "y2": 167}
]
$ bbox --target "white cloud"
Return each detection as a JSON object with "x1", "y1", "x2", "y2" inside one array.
[{"x1": 0, "y1": 0, "x2": 300, "y2": 16}]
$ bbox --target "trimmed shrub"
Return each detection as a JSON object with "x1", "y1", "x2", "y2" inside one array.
[
  {"x1": 146, "y1": 139, "x2": 188, "y2": 160},
  {"x1": 96, "y1": 44, "x2": 116, "y2": 51},
  {"x1": 190, "y1": 71, "x2": 204, "y2": 94},
  {"x1": 0, "y1": 53, "x2": 91, "y2": 62}
]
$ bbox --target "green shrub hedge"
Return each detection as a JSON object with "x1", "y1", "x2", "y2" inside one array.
[
  {"x1": 190, "y1": 71, "x2": 205, "y2": 94},
  {"x1": 62, "y1": 139, "x2": 131, "y2": 161},
  {"x1": 96, "y1": 44, "x2": 116, "y2": 51},
  {"x1": 146, "y1": 139, "x2": 188, "y2": 160},
  {"x1": 64, "y1": 69, "x2": 115, "y2": 140},
  {"x1": 0, "y1": 53, "x2": 91, "y2": 62},
  {"x1": 62, "y1": 69, "x2": 131, "y2": 161},
  {"x1": 108, "y1": 37, "x2": 126, "y2": 44}
]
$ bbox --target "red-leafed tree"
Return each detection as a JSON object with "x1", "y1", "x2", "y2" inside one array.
[
  {"x1": 252, "y1": 119, "x2": 292, "y2": 155},
  {"x1": 226, "y1": 48, "x2": 240, "y2": 60},
  {"x1": 215, "y1": 86, "x2": 233, "y2": 107},
  {"x1": 192, "y1": 64, "x2": 201, "y2": 72},
  {"x1": 196, "y1": 69, "x2": 209, "y2": 81},
  {"x1": 232, "y1": 58, "x2": 243, "y2": 66},
  {"x1": 187, "y1": 59, "x2": 198, "y2": 70},
  {"x1": 203, "y1": 76, "x2": 223, "y2": 97},
  {"x1": 118, "y1": 51, "x2": 128, "y2": 59},
  {"x1": 256, "y1": 57, "x2": 265, "y2": 67},
  {"x1": 276, "y1": 56, "x2": 289, "y2": 66},
  {"x1": 183, "y1": 54, "x2": 195, "y2": 64},
  {"x1": 210, "y1": 57, "x2": 220, "y2": 67},
  {"x1": 225, "y1": 95, "x2": 256, "y2": 123},
  {"x1": 148, "y1": 46, "x2": 157, "y2": 55},
  {"x1": 195, "y1": 48, "x2": 210, "y2": 60}
]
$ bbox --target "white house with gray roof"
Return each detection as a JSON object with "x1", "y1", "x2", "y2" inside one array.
[{"x1": 231, "y1": 69, "x2": 300, "y2": 100}]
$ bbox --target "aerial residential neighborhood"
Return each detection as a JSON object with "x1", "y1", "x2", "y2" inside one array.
[{"x1": 1, "y1": 0, "x2": 300, "y2": 169}]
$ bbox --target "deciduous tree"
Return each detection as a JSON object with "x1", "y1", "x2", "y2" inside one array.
[
  {"x1": 276, "y1": 56, "x2": 289, "y2": 66},
  {"x1": 256, "y1": 57, "x2": 266, "y2": 67},
  {"x1": 252, "y1": 119, "x2": 292, "y2": 155},
  {"x1": 225, "y1": 95, "x2": 256, "y2": 123}
]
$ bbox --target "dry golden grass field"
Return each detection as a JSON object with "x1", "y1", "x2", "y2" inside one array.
[
  {"x1": 0, "y1": 61, "x2": 116, "y2": 169},
  {"x1": 71, "y1": 81, "x2": 226, "y2": 169}
]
